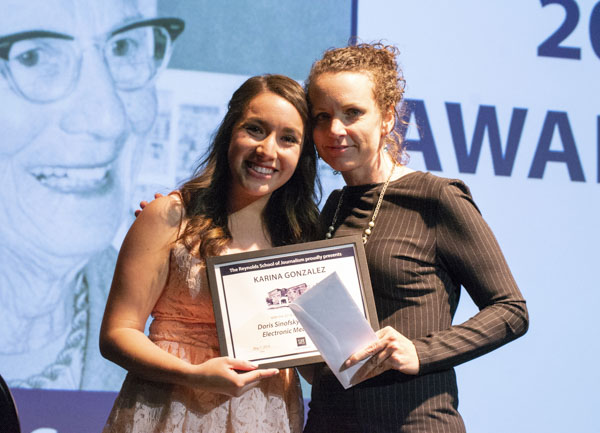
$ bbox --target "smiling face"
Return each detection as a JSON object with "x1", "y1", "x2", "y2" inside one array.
[
  {"x1": 227, "y1": 91, "x2": 304, "y2": 211},
  {"x1": 309, "y1": 71, "x2": 394, "y2": 185},
  {"x1": 0, "y1": 0, "x2": 157, "y2": 257}
]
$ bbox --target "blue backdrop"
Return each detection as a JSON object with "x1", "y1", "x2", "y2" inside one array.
[{"x1": 1, "y1": 1, "x2": 597, "y2": 432}]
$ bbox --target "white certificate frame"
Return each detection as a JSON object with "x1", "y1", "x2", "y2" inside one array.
[{"x1": 206, "y1": 235, "x2": 378, "y2": 369}]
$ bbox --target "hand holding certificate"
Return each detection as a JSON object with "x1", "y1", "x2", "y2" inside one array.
[{"x1": 206, "y1": 235, "x2": 378, "y2": 370}]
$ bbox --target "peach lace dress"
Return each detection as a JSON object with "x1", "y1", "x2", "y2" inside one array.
[{"x1": 103, "y1": 244, "x2": 303, "y2": 433}]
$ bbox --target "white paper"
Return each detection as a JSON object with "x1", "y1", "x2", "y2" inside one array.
[
  {"x1": 289, "y1": 272, "x2": 377, "y2": 389},
  {"x1": 211, "y1": 244, "x2": 362, "y2": 365}
]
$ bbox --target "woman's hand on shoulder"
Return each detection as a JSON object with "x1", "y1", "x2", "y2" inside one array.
[
  {"x1": 191, "y1": 357, "x2": 280, "y2": 397},
  {"x1": 343, "y1": 326, "x2": 420, "y2": 384},
  {"x1": 132, "y1": 193, "x2": 182, "y2": 231},
  {"x1": 134, "y1": 192, "x2": 165, "y2": 217}
]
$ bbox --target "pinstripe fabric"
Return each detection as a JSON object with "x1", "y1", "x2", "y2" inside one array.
[{"x1": 304, "y1": 171, "x2": 528, "y2": 433}]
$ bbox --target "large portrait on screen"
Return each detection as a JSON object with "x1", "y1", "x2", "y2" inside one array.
[{"x1": 0, "y1": 0, "x2": 351, "y2": 391}]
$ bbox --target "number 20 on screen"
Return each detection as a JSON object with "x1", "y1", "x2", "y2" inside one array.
[{"x1": 538, "y1": 0, "x2": 600, "y2": 60}]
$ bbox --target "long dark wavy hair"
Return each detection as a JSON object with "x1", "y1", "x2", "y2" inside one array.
[{"x1": 179, "y1": 74, "x2": 321, "y2": 259}]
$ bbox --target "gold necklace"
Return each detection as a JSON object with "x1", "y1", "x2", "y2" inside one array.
[{"x1": 325, "y1": 164, "x2": 397, "y2": 244}]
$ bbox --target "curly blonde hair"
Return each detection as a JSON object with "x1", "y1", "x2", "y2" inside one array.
[{"x1": 306, "y1": 42, "x2": 407, "y2": 163}]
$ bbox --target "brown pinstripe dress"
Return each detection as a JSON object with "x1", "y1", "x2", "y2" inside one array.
[{"x1": 304, "y1": 171, "x2": 529, "y2": 433}]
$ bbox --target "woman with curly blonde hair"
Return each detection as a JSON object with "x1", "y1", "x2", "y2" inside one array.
[{"x1": 303, "y1": 42, "x2": 529, "y2": 433}]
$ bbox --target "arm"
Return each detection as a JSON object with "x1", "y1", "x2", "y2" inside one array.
[
  {"x1": 412, "y1": 181, "x2": 529, "y2": 373},
  {"x1": 100, "y1": 195, "x2": 278, "y2": 397},
  {"x1": 345, "y1": 181, "x2": 528, "y2": 380}
]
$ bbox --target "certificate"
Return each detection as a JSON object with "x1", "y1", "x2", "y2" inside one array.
[{"x1": 206, "y1": 235, "x2": 378, "y2": 369}]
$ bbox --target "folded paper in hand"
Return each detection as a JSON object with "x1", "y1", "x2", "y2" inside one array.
[{"x1": 289, "y1": 272, "x2": 377, "y2": 389}]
